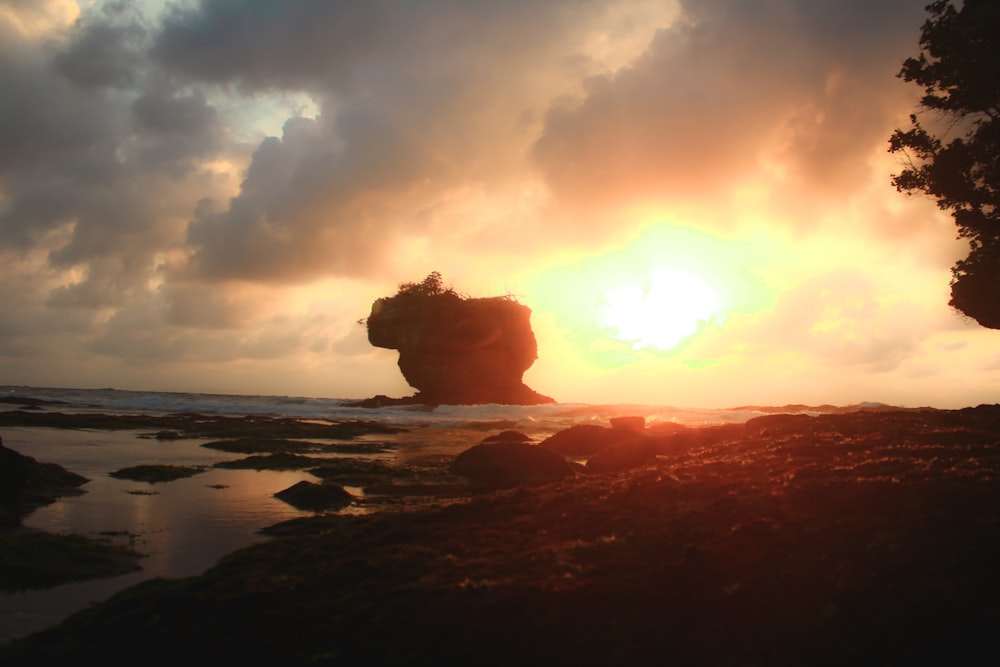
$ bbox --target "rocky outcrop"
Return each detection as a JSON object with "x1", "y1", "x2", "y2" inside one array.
[
  {"x1": 365, "y1": 277, "x2": 554, "y2": 405},
  {"x1": 274, "y1": 481, "x2": 355, "y2": 512},
  {"x1": 0, "y1": 437, "x2": 88, "y2": 527},
  {"x1": 451, "y1": 440, "x2": 573, "y2": 490},
  {"x1": 538, "y1": 424, "x2": 637, "y2": 457}
]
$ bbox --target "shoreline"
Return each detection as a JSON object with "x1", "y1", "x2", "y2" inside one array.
[{"x1": 0, "y1": 403, "x2": 997, "y2": 663}]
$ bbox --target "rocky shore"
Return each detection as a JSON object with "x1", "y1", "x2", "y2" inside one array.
[
  {"x1": 1, "y1": 404, "x2": 998, "y2": 665},
  {"x1": 0, "y1": 436, "x2": 144, "y2": 592}
]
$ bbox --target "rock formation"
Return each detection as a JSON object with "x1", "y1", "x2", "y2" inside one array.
[
  {"x1": 451, "y1": 440, "x2": 573, "y2": 491},
  {"x1": 0, "y1": 437, "x2": 88, "y2": 527},
  {"x1": 364, "y1": 273, "x2": 554, "y2": 405}
]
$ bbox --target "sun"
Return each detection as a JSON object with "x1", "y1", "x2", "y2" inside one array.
[{"x1": 600, "y1": 268, "x2": 722, "y2": 350}]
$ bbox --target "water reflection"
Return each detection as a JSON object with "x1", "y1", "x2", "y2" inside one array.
[{"x1": 0, "y1": 427, "x2": 318, "y2": 644}]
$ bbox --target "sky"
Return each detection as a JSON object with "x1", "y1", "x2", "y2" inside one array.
[{"x1": 0, "y1": 0, "x2": 997, "y2": 409}]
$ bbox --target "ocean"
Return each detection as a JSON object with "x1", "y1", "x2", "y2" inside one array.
[
  {"x1": 0, "y1": 384, "x2": 762, "y2": 428},
  {"x1": 0, "y1": 384, "x2": 764, "y2": 644}
]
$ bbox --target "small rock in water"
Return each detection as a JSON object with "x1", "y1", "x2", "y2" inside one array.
[
  {"x1": 274, "y1": 481, "x2": 355, "y2": 512},
  {"x1": 109, "y1": 464, "x2": 204, "y2": 483}
]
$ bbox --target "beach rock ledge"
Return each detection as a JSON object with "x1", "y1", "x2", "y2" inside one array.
[{"x1": 364, "y1": 273, "x2": 554, "y2": 405}]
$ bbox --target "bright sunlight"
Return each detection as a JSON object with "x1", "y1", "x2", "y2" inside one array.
[{"x1": 600, "y1": 268, "x2": 722, "y2": 350}]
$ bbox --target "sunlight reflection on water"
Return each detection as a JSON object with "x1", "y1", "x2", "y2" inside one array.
[
  {"x1": 0, "y1": 398, "x2": 755, "y2": 644},
  {"x1": 0, "y1": 427, "x2": 317, "y2": 644}
]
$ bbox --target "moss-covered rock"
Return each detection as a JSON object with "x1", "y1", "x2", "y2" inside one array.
[
  {"x1": 214, "y1": 453, "x2": 325, "y2": 470},
  {"x1": 0, "y1": 528, "x2": 143, "y2": 592},
  {"x1": 273, "y1": 481, "x2": 355, "y2": 512},
  {"x1": 109, "y1": 464, "x2": 204, "y2": 483},
  {"x1": 0, "y1": 438, "x2": 88, "y2": 526}
]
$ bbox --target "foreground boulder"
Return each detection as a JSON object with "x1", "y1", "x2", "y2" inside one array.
[
  {"x1": 365, "y1": 273, "x2": 554, "y2": 405},
  {"x1": 274, "y1": 481, "x2": 355, "y2": 512},
  {"x1": 0, "y1": 530, "x2": 143, "y2": 592},
  {"x1": 537, "y1": 424, "x2": 635, "y2": 457},
  {"x1": 584, "y1": 436, "x2": 662, "y2": 473},
  {"x1": 451, "y1": 441, "x2": 573, "y2": 490},
  {"x1": 0, "y1": 437, "x2": 88, "y2": 526}
]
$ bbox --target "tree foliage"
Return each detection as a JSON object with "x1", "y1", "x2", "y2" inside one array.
[
  {"x1": 889, "y1": 0, "x2": 1000, "y2": 328},
  {"x1": 395, "y1": 271, "x2": 454, "y2": 298}
]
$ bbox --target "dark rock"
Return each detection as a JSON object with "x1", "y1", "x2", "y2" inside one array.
[
  {"x1": 214, "y1": 453, "x2": 324, "y2": 471},
  {"x1": 200, "y1": 437, "x2": 319, "y2": 454},
  {"x1": 537, "y1": 424, "x2": 634, "y2": 457},
  {"x1": 610, "y1": 415, "x2": 646, "y2": 433},
  {"x1": 0, "y1": 529, "x2": 143, "y2": 592},
  {"x1": 0, "y1": 440, "x2": 29, "y2": 527},
  {"x1": 658, "y1": 422, "x2": 745, "y2": 450},
  {"x1": 481, "y1": 430, "x2": 532, "y2": 444},
  {"x1": 307, "y1": 459, "x2": 397, "y2": 486},
  {"x1": 364, "y1": 277, "x2": 554, "y2": 405},
  {"x1": 109, "y1": 464, "x2": 204, "y2": 483},
  {"x1": 0, "y1": 396, "x2": 66, "y2": 408},
  {"x1": 585, "y1": 436, "x2": 662, "y2": 473},
  {"x1": 451, "y1": 441, "x2": 573, "y2": 490},
  {"x1": 342, "y1": 394, "x2": 431, "y2": 408},
  {"x1": 1, "y1": 437, "x2": 88, "y2": 526},
  {"x1": 274, "y1": 481, "x2": 355, "y2": 512},
  {"x1": 138, "y1": 430, "x2": 184, "y2": 440},
  {"x1": 744, "y1": 412, "x2": 815, "y2": 437}
]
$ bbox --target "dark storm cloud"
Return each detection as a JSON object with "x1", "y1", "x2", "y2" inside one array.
[
  {"x1": 0, "y1": 2, "x2": 237, "y2": 310},
  {"x1": 0, "y1": 43, "x2": 120, "y2": 180},
  {"x1": 153, "y1": 0, "x2": 619, "y2": 283},
  {"x1": 151, "y1": 0, "x2": 566, "y2": 92},
  {"x1": 0, "y1": 15, "x2": 128, "y2": 247},
  {"x1": 151, "y1": 0, "x2": 387, "y2": 90},
  {"x1": 130, "y1": 88, "x2": 226, "y2": 174},
  {"x1": 52, "y1": 10, "x2": 146, "y2": 89}
]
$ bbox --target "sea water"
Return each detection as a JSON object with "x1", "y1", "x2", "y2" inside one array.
[{"x1": 0, "y1": 385, "x2": 762, "y2": 643}]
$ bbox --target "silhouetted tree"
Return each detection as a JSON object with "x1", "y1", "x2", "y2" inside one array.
[
  {"x1": 889, "y1": 0, "x2": 1000, "y2": 328},
  {"x1": 357, "y1": 272, "x2": 456, "y2": 327},
  {"x1": 396, "y1": 271, "x2": 452, "y2": 298}
]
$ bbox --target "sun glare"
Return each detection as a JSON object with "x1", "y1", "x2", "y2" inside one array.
[{"x1": 600, "y1": 268, "x2": 722, "y2": 350}]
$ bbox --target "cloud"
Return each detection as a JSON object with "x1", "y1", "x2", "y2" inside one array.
[
  {"x1": 532, "y1": 0, "x2": 928, "y2": 219},
  {"x1": 1, "y1": 0, "x2": 995, "y2": 407},
  {"x1": 154, "y1": 0, "x2": 679, "y2": 284},
  {"x1": 0, "y1": 1, "x2": 244, "y2": 310},
  {"x1": 0, "y1": 0, "x2": 79, "y2": 38},
  {"x1": 52, "y1": 3, "x2": 146, "y2": 89}
]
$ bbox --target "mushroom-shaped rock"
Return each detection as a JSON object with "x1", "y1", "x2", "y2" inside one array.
[
  {"x1": 274, "y1": 481, "x2": 354, "y2": 512},
  {"x1": 364, "y1": 275, "x2": 554, "y2": 405},
  {"x1": 451, "y1": 442, "x2": 572, "y2": 491}
]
